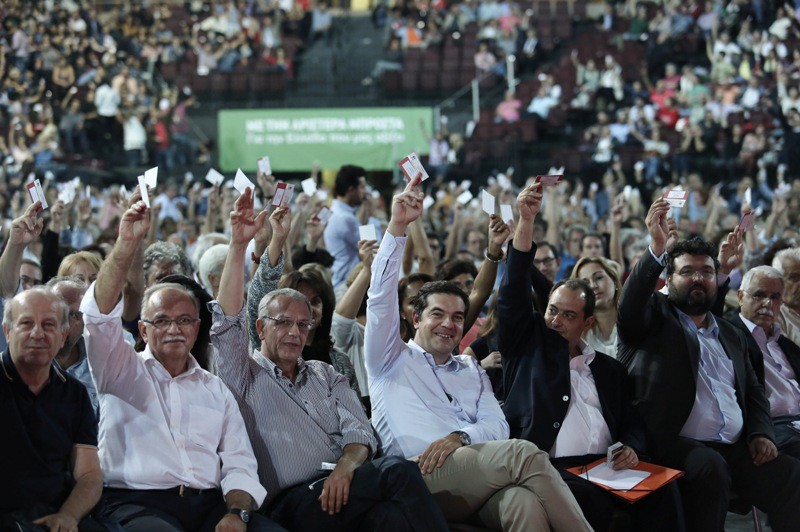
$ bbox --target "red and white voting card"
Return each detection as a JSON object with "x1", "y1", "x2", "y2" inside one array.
[
  {"x1": 313, "y1": 206, "x2": 332, "y2": 223},
  {"x1": 26, "y1": 179, "x2": 48, "y2": 209},
  {"x1": 663, "y1": 189, "x2": 689, "y2": 208},
  {"x1": 534, "y1": 174, "x2": 564, "y2": 186},
  {"x1": 398, "y1": 152, "x2": 429, "y2": 182},
  {"x1": 271, "y1": 182, "x2": 295, "y2": 207},
  {"x1": 738, "y1": 211, "x2": 756, "y2": 232}
]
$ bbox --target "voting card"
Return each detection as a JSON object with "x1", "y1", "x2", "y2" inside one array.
[
  {"x1": 359, "y1": 224, "x2": 377, "y2": 241},
  {"x1": 398, "y1": 152, "x2": 429, "y2": 182},
  {"x1": 313, "y1": 206, "x2": 333, "y2": 223},
  {"x1": 137, "y1": 175, "x2": 150, "y2": 208},
  {"x1": 271, "y1": 182, "x2": 295, "y2": 207},
  {"x1": 301, "y1": 177, "x2": 317, "y2": 195},
  {"x1": 457, "y1": 190, "x2": 473, "y2": 205},
  {"x1": 233, "y1": 169, "x2": 255, "y2": 196},
  {"x1": 144, "y1": 166, "x2": 158, "y2": 189},
  {"x1": 663, "y1": 189, "x2": 689, "y2": 208},
  {"x1": 423, "y1": 196, "x2": 435, "y2": 210},
  {"x1": 500, "y1": 204, "x2": 514, "y2": 224},
  {"x1": 738, "y1": 211, "x2": 756, "y2": 232},
  {"x1": 205, "y1": 168, "x2": 225, "y2": 186},
  {"x1": 258, "y1": 156, "x2": 272, "y2": 175},
  {"x1": 535, "y1": 174, "x2": 563, "y2": 186},
  {"x1": 26, "y1": 179, "x2": 48, "y2": 209},
  {"x1": 481, "y1": 189, "x2": 496, "y2": 215}
]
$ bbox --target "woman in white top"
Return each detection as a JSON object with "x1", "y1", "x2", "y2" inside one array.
[{"x1": 571, "y1": 255, "x2": 622, "y2": 359}]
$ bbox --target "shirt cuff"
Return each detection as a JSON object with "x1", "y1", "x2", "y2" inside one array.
[
  {"x1": 460, "y1": 426, "x2": 484, "y2": 446},
  {"x1": 209, "y1": 301, "x2": 246, "y2": 329},
  {"x1": 79, "y1": 280, "x2": 124, "y2": 319},
  {"x1": 648, "y1": 246, "x2": 666, "y2": 266},
  {"x1": 220, "y1": 473, "x2": 267, "y2": 508},
  {"x1": 716, "y1": 272, "x2": 730, "y2": 286},
  {"x1": 342, "y1": 430, "x2": 378, "y2": 458}
]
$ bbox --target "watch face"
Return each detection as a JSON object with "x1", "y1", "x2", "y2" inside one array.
[{"x1": 241, "y1": 510, "x2": 250, "y2": 524}]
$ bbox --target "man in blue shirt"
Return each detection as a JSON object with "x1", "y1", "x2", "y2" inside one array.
[{"x1": 324, "y1": 165, "x2": 366, "y2": 288}]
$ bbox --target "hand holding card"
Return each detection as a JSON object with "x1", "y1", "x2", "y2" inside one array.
[{"x1": 398, "y1": 152, "x2": 430, "y2": 182}]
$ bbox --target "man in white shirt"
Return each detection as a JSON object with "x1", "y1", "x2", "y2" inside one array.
[
  {"x1": 732, "y1": 265, "x2": 800, "y2": 459},
  {"x1": 81, "y1": 200, "x2": 282, "y2": 531},
  {"x1": 365, "y1": 176, "x2": 591, "y2": 531}
]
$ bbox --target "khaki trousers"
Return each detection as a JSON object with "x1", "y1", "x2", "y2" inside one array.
[{"x1": 420, "y1": 439, "x2": 593, "y2": 532}]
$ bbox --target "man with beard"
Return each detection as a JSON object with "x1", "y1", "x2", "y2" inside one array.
[
  {"x1": 728, "y1": 265, "x2": 800, "y2": 460},
  {"x1": 617, "y1": 198, "x2": 800, "y2": 532}
]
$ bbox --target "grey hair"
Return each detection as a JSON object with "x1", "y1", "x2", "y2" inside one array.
[
  {"x1": 773, "y1": 248, "x2": 800, "y2": 274},
  {"x1": 3, "y1": 286, "x2": 70, "y2": 331},
  {"x1": 740, "y1": 265, "x2": 784, "y2": 293},
  {"x1": 143, "y1": 242, "x2": 192, "y2": 281},
  {"x1": 198, "y1": 244, "x2": 229, "y2": 291},
  {"x1": 141, "y1": 282, "x2": 200, "y2": 320},
  {"x1": 190, "y1": 233, "x2": 229, "y2": 271},
  {"x1": 257, "y1": 288, "x2": 312, "y2": 321}
]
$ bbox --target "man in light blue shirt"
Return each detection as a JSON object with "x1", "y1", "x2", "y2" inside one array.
[
  {"x1": 324, "y1": 165, "x2": 366, "y2": 288},
  {"x1": 365, "y1": 176, "x2": 591, "y2": 532}
]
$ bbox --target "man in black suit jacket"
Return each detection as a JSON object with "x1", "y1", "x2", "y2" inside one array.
[
  {"x1": 617, "y1": 199, "x2": 800, "y2": 532},
  {"x1": 499, "y1": 184, "x2": 682, "y2": 532},
  {"x1": 729, "y1": 265, "x2": 800, "y2": 459}
]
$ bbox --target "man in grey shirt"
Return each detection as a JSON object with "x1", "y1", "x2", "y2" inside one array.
[{"x1": 211, "y1": 190, "x2": 448, "y2": 532}]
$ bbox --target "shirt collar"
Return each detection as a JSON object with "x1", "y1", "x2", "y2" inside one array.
[
  {"x1": 569, "y1": 341, "x2": 596, "y2": 371},
  {"x1": 253, "y1": 348, "x2": 307, "y2": 379},
  {"x1": 2, "y1": 349, "x2": 66, "y2": 386},
  {"x1": 739, "y1": 313, "x2": 781, "y2": 343},
  {"x1": 332, "y1": 198, "x2": 357, "y2": 215},
  {"x1": 141, "y1": 344, "x2": 203, "y2": 378},
  {"x1": 676, "y1": 307, "x2": 719, "y2": 337},
  {"x1": 408, "y1": 339, "x2": 460, "y2": 370}
]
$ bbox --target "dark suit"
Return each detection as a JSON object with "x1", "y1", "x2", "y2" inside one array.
[
  {"x1": 727, "y1": 314, "x2": 800, "y2": 460},
  {"x1": 617, "y1": 250, "x2": 800, "y2": 532},
  {"x1": 499, "y1": 244, "x2": 680, "y2": 532}
]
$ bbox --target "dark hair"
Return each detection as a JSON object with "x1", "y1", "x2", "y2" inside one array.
[
  {"x1": 412, "y1": 281, "x2": 470, "y2": 318},
  {"x1": 437, "y1": 258, "x2": 478, "y2": 282},
  {"x1": 279, "y1": 269, "x2": 335, "y2": 362},
  {"x1": 398, "y1": 273, "x2": 434, "y2": 341},
  {"x1": 334, "y1": 165, "x2": 366, "y2": 197},
  {"x1": 581, "y1": 232, "x2": 606, "y2": 250},
  {"x1": 550, "y1": 278, "x2": 596, "y2": 318},
  {"x1": 665, "y1": 237, "x2": 719, "y2": 276},
  {"x1": 537, "y1": 241, "x2": 560, "y2": 258}
]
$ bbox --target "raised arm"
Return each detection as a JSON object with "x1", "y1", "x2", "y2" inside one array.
[
  {"x1": 365, "y1": 175, "x2": 424, "y2": 378},
  {"x1": 335, "y1": 240, "x2": 377, "y2": 319},
  {"x1": 246, "y1": 205, "x2": 291, "y2": 350},
  {"x1": 406, "y1": 217, "x2": 436, "y2": 275},
  {"x1": 0, "y1": 201, "x2": 43, "y2": 298},
  {"x1": 443, "y1": 203, "x2": 464, "y2": 261},
  {"x1": 465, "y1": 215, "x2": 510, "y2": 331}
]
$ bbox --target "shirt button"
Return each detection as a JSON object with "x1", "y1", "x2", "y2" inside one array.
[
  {"x1": 553, "y1": 422, "x2": 560, "y2": 428},
  {"x1": 562, "y1": 395, "x2": 569, "y2": 402}
]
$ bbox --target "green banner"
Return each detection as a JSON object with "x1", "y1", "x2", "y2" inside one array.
[{"x1": 218, "y1": 107, "x2": 433, "y2": 172}]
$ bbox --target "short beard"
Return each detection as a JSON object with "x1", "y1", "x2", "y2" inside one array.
[{"x1": 668, "y1": 282, "x2": 715, "y2": 317}]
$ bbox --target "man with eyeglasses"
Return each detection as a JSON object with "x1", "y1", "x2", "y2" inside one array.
[
  {"x1": 727, "y1": 265, "x2": 800, "y2": 460},
  {"x1": 80, "y1": 200, "x2": 280, "y2": 532},
  {"x1": 617, "y1": 199, "x2": 800, "y2": 532},
  {"x1": 211, "y1": 190, "x2": 449, "y2": 531},
  {"x1": 773, "y1": 248, "x2": 800, "y2": 347}
]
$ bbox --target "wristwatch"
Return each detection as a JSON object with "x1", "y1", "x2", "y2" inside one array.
[
  {"x1": 227, "y1": 508, "x2": 250, "y2": 523},
  {"x1": 451, "y1": 430, "x2": 471, "y2": 447}
]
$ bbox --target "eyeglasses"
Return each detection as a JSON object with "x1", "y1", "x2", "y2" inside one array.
[
  {"x1": 68, "y1": 310, "x2": 83, "y2": 321},
  {"x1": 142, "y1": 317, "x2": 200, "y2": 330},
  {"x1": 534, "y1": 258, "x2": 556, "y2": 267},
  {"x1": 262, "y1": 315, "x2": 314, "y2": 331},
  {"x1": 675, "y1": 269, "x2": 715, "y2": 280},
  {"x1": 743, "y1": 291, "x2": 783, "y2": 304}
]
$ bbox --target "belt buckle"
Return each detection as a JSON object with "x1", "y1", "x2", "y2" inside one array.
[{"x1": 179, "y1": 485, "x2": 186, "y2": 497}]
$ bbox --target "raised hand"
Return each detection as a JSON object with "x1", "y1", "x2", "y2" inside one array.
[
  {"x1": 488, "y1": 215, "x2": 511, "y2": 251},
  {"x1": 718, "y1": 226, "x2": 744, "y2": 276},
  {"x1": 118, "y1": 201, "x2": 151, "y2": 242},
  {"x1": 230, "y1": 187, "x2": 269, "y2": 246},
  {"x1": 516, "y1": 183, "x2": 543, "y2": 222},
  {"x1": 269, "y1": 206, "x2": 292, "y2": 246},
  {"x1": 47, "y1": 200, "x2": 66, "y2": 232},
  {"x1": 665, "y1": 215, "x2": 679, "y2": 251},
  {"x1": 387, "y1": 174, "x2": 424, "y2": 236},
  {"x1": 645, "y1": 199, "x2": 670, "y2": 256},
  {"x1": 306, "y1": 218, "x2": 325, "y2": 245},
  {"x1": 8, "y1": 201, "x2": 44, "y2": 247},
  {"x1": 357, "y1": 239, "x2": 378, "y2": 269}
]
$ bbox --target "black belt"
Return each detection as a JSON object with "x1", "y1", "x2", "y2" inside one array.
[{"x1": 106, "y1": 486, "x2": 218, "y2": 498}]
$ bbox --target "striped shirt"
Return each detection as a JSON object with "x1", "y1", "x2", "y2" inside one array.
[{"x1": 210, "y1": 302, "x2": 376, "y2": 504}]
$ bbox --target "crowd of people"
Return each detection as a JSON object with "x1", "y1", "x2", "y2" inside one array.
[{"x1": 2, "y1": 151, "x2": 800, "y2": 532}]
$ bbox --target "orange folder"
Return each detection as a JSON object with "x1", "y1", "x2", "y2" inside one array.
[{"x1": 565, "y1": 458, "x2": 685, "y2": 503}]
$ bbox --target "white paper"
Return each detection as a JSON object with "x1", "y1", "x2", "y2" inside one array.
[
  {"x1": 481, "y1": 190, "x2": 496, "y2": 215},
  {"x1": 258, "y1": 156, "x2": 272, "y2": 175},
  {"x1": 359, "y1": 224, "x2": 377, "y2": 241},
  {"x1": 501, "y1": 204, "x2": 514, "y2": 223},
  {"x1": 119, "y1": 185, "x2": 128, "y2": 200},
  {"x1": 582, "y1": 462, "x2": 651, "y2": 491},
  {"x1": 315, "y1": 189, "x2": 328, "y2": 201},
  {"x1": 184, "y1": 171, "x2": 194, "y2": 183},
  {"x1": 205, "y1": 168, "x2": 225, "y2": 186},
  {"x1": 744, "y1": 187, "x2": 752, "y2": 205},
  {"x1": 497, "y1": 173, "x2": 512, "y2": 190},
  {"x1": 457, "y1": 190, "x2": 473, "y2": 205},
  {"x1": 144, "y1": 166, "x2": 158, "y2": 189},
  {"x1": 460, "y1": 179, "x2": 472, "y2": 191},
  {"x1": 137, "y1": 175, "x2": 150, "y2": 208},
  {"x1": 233, "y1": 168, "x2": 255, "y2": 195},
  {"x1": 423, "y1": 196, "x2": 435, "y2": 210},
  {"x1": 301, "y1": 177, "x2": 317, "y2": 195}
]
